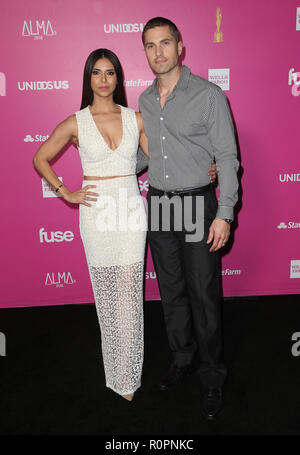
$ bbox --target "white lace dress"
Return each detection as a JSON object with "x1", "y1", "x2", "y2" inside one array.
[{"x1": 75, "y1": 105, "x2": 147, "y2": 396}]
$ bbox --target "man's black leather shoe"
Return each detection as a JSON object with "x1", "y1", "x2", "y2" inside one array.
[
  {"x1": 201, "y1": 387, "x2": 224, "y2": 420},
  {"x1": 159, "y1": 363, "x2": 193, "y2": 391}
]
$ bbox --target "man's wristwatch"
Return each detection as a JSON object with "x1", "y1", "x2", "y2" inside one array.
[{"x1": 223, "y1": 218, "x2": 233, "y2": 224}]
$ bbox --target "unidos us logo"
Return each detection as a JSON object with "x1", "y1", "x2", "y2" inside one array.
[
  {"x1": 279, "y1": 172, "x2": 300, "y2": 183},
  {"x1": 22, "y1": 20, "x2": 57, "y2": 40},
  {"x1": 104, "y1": 23, "x2": 144, "y2": 33},
  {"x1": 18, "y1": 80, "x2": 69, "y2": 91}
]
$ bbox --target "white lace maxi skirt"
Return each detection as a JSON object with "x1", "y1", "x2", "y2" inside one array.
[{"x1": 79, "y1": 175, "x2": 147, "y2": 395}]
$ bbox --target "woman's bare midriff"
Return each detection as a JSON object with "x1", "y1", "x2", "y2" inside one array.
[{"x1": 83, "y1": 174, "x2": 135, "y2": 180}]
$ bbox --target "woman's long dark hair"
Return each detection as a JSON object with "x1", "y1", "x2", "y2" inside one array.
[{"x1": 80, "y1": 49, "x2": 127, "y2": 109}]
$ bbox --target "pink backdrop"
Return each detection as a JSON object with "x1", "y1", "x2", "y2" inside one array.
[{"x1": 1, "y1": 0, "x2": 300, "y2": 308}]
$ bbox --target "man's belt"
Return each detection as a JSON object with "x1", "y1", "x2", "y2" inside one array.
[{"x1": 149, "y1": 184, "x2": 212, "y2": 198}]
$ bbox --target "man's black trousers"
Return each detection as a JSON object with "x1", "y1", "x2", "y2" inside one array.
[{"x1": 147, "y1": 184, "x2": 227, "y2": 388}]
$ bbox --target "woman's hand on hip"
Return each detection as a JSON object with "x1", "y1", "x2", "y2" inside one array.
[{"x1": 61, "y1": 185, "x2": 99, "y2": 207}]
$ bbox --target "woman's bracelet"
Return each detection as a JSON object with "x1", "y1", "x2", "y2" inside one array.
[{"x1": 55, "y1": 183, "x2": 64, "y2": 193}]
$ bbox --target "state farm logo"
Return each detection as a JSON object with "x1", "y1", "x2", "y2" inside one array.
[
  {"x1": 41, "y1": 177, "x2": 63, "y2": 198},
  {"x1": 296, "y1": 7, "x2": 300, "y2": 31},
  {"x1": 277, "y1": 221, "x2": 300, "y2": 230},
  {"x1": 208, "y1": 68, "x2": 230, "y2": 91},
  {"x1": 24, "y1": 134, "x2": 49, "y2": 143},
  {"x1": 39, "y1": 227, "x2": 74, "y2": 243},
  {"x1": 124, "y1": 79, "x2": 153, "y2": 88},
  {"x1": 104, "y1": 23, "x2": 144, "y2": 33},
  {"x1": 45, "y1": 272, "x2": 76, "y2": 288},
  {"x1": 221, "y1": 268, "x2": 242, "y2": 276},
  {"x1": 288, "y1": 68, "x2": 300, "y2": 96},
  {"x1": 145, "y1": 271, "x2": 156, "y2": 280},
  {"x1": 0, "y1": 72, "x2": 6, "y2": 96},
  {"x1": 138, "y1": 179, "x2": 149, "y2": 193},
  {"x1": 22, "y1": 20, "x2": 57, "y2": 40},
  {"x1": 290, "y1": 260, "x2": 300, "y2": 279},
  {"x1": 279, "y1": 172, "x2": 300, "y2": 183},
  {"x1": 18, "y1": 81, "x2": 69, "y2": 91}
]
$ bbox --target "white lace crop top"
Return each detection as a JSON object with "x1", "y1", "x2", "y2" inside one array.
[{"x1": 75, "y1": 105, "x2": 139, "y2": 177}]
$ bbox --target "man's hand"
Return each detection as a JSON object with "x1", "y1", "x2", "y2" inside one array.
[
  {"x1": 208, "y1": 163, "x2": 217, "y2": 183},
  {"x1": 207, "y1": 218, "x2": 230, "y2": 252}
]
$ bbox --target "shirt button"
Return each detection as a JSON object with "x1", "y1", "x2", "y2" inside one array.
[
  {"x1": 166, "y1": 175, "x2": 169, "y2": 178},
  {"x1": 160, "y1": 117, "x2": 164, "y2": 120},
  {"x1": 164, "y1": 156, "x2": 167, "y2": 159},
  {"x1": 156, "y1": 97, "x2": 159, "y2": 101},
  {"x1": 162, "y1": 136, "x2": 166, "y2": 140}
]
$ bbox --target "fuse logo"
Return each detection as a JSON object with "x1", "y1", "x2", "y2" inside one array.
[
  {"x1": 0, "y1": 72, "x2": 6, "y2": 96},
  {"x1": 39, "y1": 227, "x2": 74, "y2": 243},
  {"x1": 288, "y1": 68, "x2": 300, "y2": 96}
]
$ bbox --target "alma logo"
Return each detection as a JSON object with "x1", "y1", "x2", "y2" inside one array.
[
  {"x1": 22, "y1": 20, "x2": 57, "y2": 39},
  {"x1": 18, "y1": 81, "x2": 69, "y2": 91},
  {"x1": 39, "y1": 227, "x2": 74, "y2": 243},
  {"x1": 104, "y1": 23, "x2": 144, "y2": 33},
  {"x1": 45, "y1": 272, "x2": 76, "y2": 287},
  {"x1": 24, "y1": 134, "x2": 49, "y2": 143},
  {"x1": 0, "y1": 72, "x2": 5, "y2": 96}
]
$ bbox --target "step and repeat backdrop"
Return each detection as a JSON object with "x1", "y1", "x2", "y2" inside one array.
[{"x1": 0, "y1": 0, "x2": 300, "y2": 308}]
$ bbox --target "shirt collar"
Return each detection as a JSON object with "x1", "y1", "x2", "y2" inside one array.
[{"x1": 149, "y1": 65, "x2": 191, "y2": 95}]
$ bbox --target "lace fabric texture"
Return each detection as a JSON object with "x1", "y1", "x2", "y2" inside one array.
[
  {"x1": 76, "y1": 106, "x2": 147, "y2": 395},
  {"x1": 90, "y1": 262, "x2": 144, "y2": 395}
]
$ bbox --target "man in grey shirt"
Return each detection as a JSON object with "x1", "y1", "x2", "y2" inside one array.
[{"x1": 137, "y1": 17, "x2": 239, "y2": 420}]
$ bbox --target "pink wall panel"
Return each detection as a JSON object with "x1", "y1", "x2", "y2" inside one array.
[{"x1": 1, "y1": 0, "x2": 300, "y2": 308}]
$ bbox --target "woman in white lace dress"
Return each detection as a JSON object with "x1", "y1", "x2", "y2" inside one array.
[{"x1": 33, "y1": 49, "x2": 149, "y2": 402}]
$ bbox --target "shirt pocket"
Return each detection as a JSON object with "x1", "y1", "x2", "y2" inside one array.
[{"x1": 179, "y1": 122, "x2": 207, "y2": 138}]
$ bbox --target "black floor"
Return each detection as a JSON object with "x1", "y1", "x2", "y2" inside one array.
[{"x1": 0, "y1": 295, "x2": 300, "y2": 435}]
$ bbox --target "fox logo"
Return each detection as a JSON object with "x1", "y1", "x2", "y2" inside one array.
[{"x1": 0, "y1": 72, "x2": 6, "y2": 96}]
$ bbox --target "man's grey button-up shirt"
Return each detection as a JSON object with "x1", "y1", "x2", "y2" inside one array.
[{"x1": 137, "y1": 65, "x2": 239, "y2": 220}]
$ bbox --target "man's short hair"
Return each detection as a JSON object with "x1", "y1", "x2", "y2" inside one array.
[{"x1": 142, "y1": 17, "x2": 180, "y2": 44}]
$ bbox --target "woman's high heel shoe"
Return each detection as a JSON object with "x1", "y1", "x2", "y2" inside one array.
[{"x1": 122, "y1": 393, "x2": 134, "y2": 401}]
